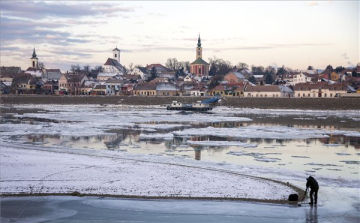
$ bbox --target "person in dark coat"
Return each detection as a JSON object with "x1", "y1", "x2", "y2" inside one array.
[{"x1": 306, "y1": 176, "x2": 319, "y2": 205}]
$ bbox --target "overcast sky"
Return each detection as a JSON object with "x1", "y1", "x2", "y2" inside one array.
[{"x1": 0, "y1": 1, "x2": 359, "y2": 72}]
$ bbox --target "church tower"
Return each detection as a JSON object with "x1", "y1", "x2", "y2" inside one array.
[
  {"x1": 190, "y1": 34, "x2": 209, "y2": 76},
  {"x1": 196, "y1": 34, "x2": 202, "y2": 59},
  {"x1": 113, "y1": 47, "x2": 121, "y2": 64},
  {"x1": 30, "y1": 48, "x2": 39, "y2": 68}
]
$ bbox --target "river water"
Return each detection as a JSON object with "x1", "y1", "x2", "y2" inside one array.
[{"x1": 1, "y1": 105, "x2": 359, "y2": 183}]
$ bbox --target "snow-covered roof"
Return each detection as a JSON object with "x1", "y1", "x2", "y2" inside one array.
[{"x1": 278, "y1": 85, "x2": 293, "y2": 93}]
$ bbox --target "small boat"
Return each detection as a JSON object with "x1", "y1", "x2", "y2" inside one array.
[{"x1": 166, "y1": 97, "x2": 220, "y2": 111}]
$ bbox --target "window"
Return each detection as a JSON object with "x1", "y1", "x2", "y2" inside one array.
[
  {"x1": 115, "y1": 54, "x2": 117, "y2": 58},
  {"x1": 308, "y1": 93, "x2": 310, "y2": 97},
  {"x1": 324, "y1": 93, "x2": 327, "y2": 97},
  {"x1": 330, "y1": 93, "x2": 333, "y2": 97},
  {"x1": 298, "y1": 93, "x2": 300, "y2": 97},
  {"x1": 303, "y1": 93, "x2": 305, "y2": 97}
]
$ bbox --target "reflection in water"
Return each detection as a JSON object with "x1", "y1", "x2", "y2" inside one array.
[
  {"x1": 306, "y1": 206, "x2": 318, "y2": 223},
  {"x1": 194, "y1": 147, "x2": 201, "y2": 160}
]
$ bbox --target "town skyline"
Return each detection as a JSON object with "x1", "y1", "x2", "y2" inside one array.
[{"x1": 1, "y1": 1, "x2": 359, "y2": 72}]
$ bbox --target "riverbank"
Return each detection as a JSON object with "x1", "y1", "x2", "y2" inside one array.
[{"x1": 1, "y1": 95, "x2": 359, "y2": 110}]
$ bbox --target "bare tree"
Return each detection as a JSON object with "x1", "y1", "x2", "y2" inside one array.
[
  {"x1": 128, "y1": 63, "x2": 134, "y2": 73},
  {"x1": 237, "y1": 62, "x2": 249, "y2": 69},
  {"x1": 208, "y1": 56, "x2": 232, "y2": 76},
  {"x1": 165, "y1": 58, "x2": 180, "y2": 71},
  {"x1": 70, "y1": 64, "x2": 80, "y2": 74},
  {"x1": 38, "y1": 62, "x2": 45, "y2": 69},
  {"x1": 83, "y1": 64, "x2": 91, "y2": 72}
]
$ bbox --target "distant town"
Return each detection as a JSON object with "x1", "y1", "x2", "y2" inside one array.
[{"x1": 1, "y1": 36, "x2": 360, "y2": 98}]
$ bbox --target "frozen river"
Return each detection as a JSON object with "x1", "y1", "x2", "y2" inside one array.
[
  {"x1": 1, "y1": 105, "x2": 359, "y2": 182},
  {"x1": 1, "y1": 104, "x2": 359, "y2": 222}
]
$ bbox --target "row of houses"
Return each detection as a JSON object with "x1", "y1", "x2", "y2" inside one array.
[
  {"x1": 1, "y1": 65, "x2": 357, "y2": 97},
  {"x1": 131, "y1": 81, "x2": 349, "y2": 98}
]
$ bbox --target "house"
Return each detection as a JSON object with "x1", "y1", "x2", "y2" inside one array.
[
  {"x1": 131, "y1": 67, "x2": 149, "y2": 80},
  {"x1": 42, "y1": 80, "x2": 58, "y2": 94},
  {"x1": 80, "y1": 80, "x2": 97, "y2": 95},
  {"x1": 190, "y1": 85, "x2": 207, "y2": 97},
  {"x1": 294, "y1": 83, "x2": 347, "y2": 98},
  {"x1": 133, "y1": 83, "x2": 157, "y2": 96},
  {"x1": 121, "y1": 83, "x2": 135, "y2": 95},
  {"x1": 223, "y1": 71, "x2": 247, "y2": 83},
  {"x1": 92, "y1": 84, "x2": 106, "y2": 95},
  {"x1": 11, "y1": 73, "x2": 36, "y2": 94},
  {"x1": 41, "y1": 69, "x2": 62, "y2": 81},
  {"x1": 292, "y1": 72, "x2": 313, "y2": 84},
  {"x1": 156, "y1": 83, "x2": 181, "y2": 96},
  {"x1": 0, "y1": 81, "x2": 10, "y2": 94},
  {"x1": 330, "y1": 72, "x2": 340, "y2": 82},
  {"x1": 237, "y1": 68, "x2": 252, "y2": 77},
  {"x1": 106, "y1": 78, "x2": 124, "y2": 95},
  {"x1": 211, "y1": 83, "x2": 246, "y2": 97},
  {"x1": 0, "y1": 66, "x2": 21, "y2": 77},
  {"x1": 146, "y1": 64, "x2": 169, "y2": 74},
  {"x1": 58, "y1": 73, "x2": 88, "y2": 94},
  {"x1": 244, "y1": 85, "x2": 282, "y2": 98}
]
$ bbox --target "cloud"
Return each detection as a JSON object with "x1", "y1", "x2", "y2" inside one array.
[
  {"x1": 0, "y1": 17, "x2": 91, "y2": 46},
  {"x1": 341, "y1": 53, "x2": 349, "y2": 60},
  {"x1": 308, "y1": 1, "x2": 319, "y2": 7},
  {"x1": 0, "y1": 1, "x2": 135, "y2": 19}
]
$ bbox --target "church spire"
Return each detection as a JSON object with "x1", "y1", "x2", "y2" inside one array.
[
  {"x1": 197, "y1": 34, "x2": 201, "y2": 47},
  {"x1": 31, "y1": 48, "x2": 38, "y2": 59}
]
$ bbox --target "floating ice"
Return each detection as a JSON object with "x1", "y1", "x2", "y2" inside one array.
[
  {"x1": 187, "y1": 140, "x2": 257, "y2": 148},
  {"x1": 173, "y1": 126, "x2": 360, "y2": 139},
  {"x1": 291, "y1": 156, "x2": 310, "y2": 159},
  {"x1": 339, "y1": 161, "x2": 360, "y2": 165},
  {"x1": 335, "y1": 153, "x2": 351, "y2": 156},
  {"x1": 139, "y1": 133, "x2": 174, "y2": 140}
]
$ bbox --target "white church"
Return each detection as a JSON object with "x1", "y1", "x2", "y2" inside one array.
[{"x1": 97, "y1": 47, "x2": 126, "y2": 81}]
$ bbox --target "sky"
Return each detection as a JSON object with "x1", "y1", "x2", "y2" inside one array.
[{"x1": 0, "y1": 1, "x2": 359, "y2": 72}]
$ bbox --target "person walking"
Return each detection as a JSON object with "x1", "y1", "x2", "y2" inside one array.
[{"x1": 306, "y1": 176, "x2": 319, "y2": 205}]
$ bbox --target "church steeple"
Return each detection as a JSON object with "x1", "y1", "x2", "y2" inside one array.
[
  {"x1": 197, "y1": 34, "x2": 201, "y2": 47},
  {"x1": 31, "y1": 48, "x2": 38, "y2": 59},
  {"x1": 196, "y1": 34, "x2": 202, "y2": 59},
  {"x1": 30, "y1": 47, "x2": 39, "y2": 68}
]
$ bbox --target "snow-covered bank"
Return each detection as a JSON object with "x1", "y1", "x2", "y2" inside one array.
[{"x1": 0, "y1": 146, "x2": 298, "y2": 202}]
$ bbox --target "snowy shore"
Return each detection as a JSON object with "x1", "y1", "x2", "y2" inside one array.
[{"x1": 0, "y1": 145, "x2": 299, "y2": 203}]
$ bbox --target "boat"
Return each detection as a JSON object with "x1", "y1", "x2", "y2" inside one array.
[{"x1": 166, "y1": 97, "x2": 220, "y2": 111}]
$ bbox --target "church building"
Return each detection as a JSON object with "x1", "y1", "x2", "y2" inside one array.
[
  {"x1": 190, "y1": 35, "x2": 209, "y2": 77},
  {"x1": 102, "y1": 47, "x2": 125, "y2": 74}
]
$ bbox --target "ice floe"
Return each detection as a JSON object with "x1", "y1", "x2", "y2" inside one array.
[
  {"x1": 0, "y1": 146, "x2": 296, "y2": 200},
  {"x1": 187, "y1": 140, "x2": 257, "y2": 148},
  {"x1": 173, "y1": 126, "x2": 360, "y2": 139}
]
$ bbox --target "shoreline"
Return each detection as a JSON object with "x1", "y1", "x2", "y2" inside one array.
[
  {"x1": 1, "y1": 95, "x2": 360, "y2": 110},
  {"x1": 0, "y1": 193, "x2": 301, "y2": 205}
]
